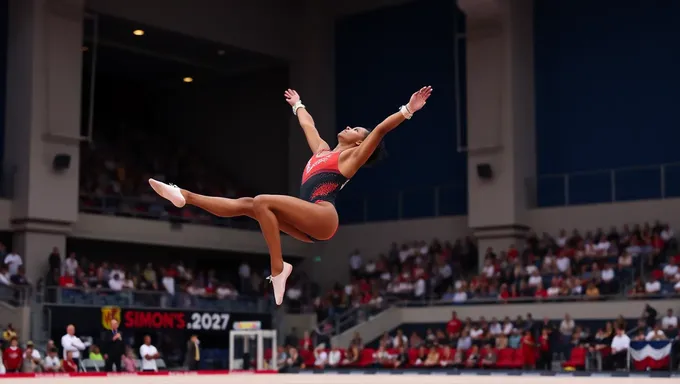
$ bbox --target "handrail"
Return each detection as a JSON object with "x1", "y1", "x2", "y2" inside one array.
[
  {"x1": 45, "y1": 286, "x2": 273, "y2": 313},
  {"x1": 393, "y1": 291, "x2": 680, "y2": 307},
  {"x1": 0, "y1": 284, "x2": 32, "y2": 306},
  {"x1": 79, "y1": 162, "x2": 680, "y2": 224}
]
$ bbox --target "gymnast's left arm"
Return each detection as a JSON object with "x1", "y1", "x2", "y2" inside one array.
[{"x1": 349, "y1": 86, "x2": 433, "y2": 167}]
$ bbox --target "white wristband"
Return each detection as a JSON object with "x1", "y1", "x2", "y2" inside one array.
[
  {"x1": 293, "y1": 101, "x2": 306, "y2": 115},
  {"x1": 399, "y1": 105, "x2": 413, "y2": 119}
]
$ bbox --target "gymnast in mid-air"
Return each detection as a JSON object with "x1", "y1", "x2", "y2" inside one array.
[{"x1": 149, "y1": 85, "x2": 432, "y2": 305}]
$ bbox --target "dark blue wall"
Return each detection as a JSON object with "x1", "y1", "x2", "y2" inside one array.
[
  {"x1": 0, "y1": 0, "x2": 7, "y2": 167},
  {"x1": 335, "y1": 0, "x2": 467, "y2": 223},
  {"x1": 534, "y1": 0, "x2": 680, "y2": 206}
]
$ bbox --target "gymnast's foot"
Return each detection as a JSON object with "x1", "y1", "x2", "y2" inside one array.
[
  {"x1": 148, "y1": 179, "x2": 186, "y2": 208},
  {"x1": 267, "y1": 262, "x2": 293, "y2": 306}
]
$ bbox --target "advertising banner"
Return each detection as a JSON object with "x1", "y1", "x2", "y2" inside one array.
[{"x1": 47, "y1": 305, "x2": 271, "y2": 352}]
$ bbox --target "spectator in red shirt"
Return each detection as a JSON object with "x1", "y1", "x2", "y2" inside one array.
[
  {"x1": 446, "y1": 311, "x2": 462, "y2": 336},
  {"x1": 59, "y1": 274, "x2": 75, "y2": 288},
  {"x1": 62, "y1": 351, "x2": 78, "y2": 373},
  {"x1": 537, "y1": 328, "x2": 551, "y2": 370},
  {"x1": 3, "y1": 337, "x2": 23, "y2": 372},
  {"x1": 299, "y1": 331, "x2": 313, "y2": 352}
]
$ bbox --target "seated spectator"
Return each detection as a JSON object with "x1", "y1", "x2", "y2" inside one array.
[
  {"x1": 22, "y1": 342, "x2": 41, "y2": 373},
  {"x1": 508, "y1": 329, "x2": 521, "y2": 349},
  {"x1": 457, "y1": 331, "x2": 472, "y2": 351},
  {"x1": 438, "y1": 345, "x2": 454, "y2": 367},
  {"x1": 392, "y1": 346, "x2": 408, "y2": 369},
  {"x1": 464, "y1": 345, "x2": 479, "y2": 368},
  {"x1": 313, "y1": 345, "x2": 328, "y2": 369},
  {"x1": 413, "y1": 346, "x2": 428, "y2": 366},
  {"x1": 372, "y1": 342, "x2": 392, "y2": 367},
  {"x1": 645, "y1": 323, "x2": 667, "y2": 341},
  {"x1": 327, "y1": 346, "x2": 341, "y2": 368},
  {"x1": 661, "y1": 309, "x2": 678, "y2": 330},
  {"x1": 342, "y1": 345, "x2": 359, "y2": 366},
  {"x1": 423, "y1": 347, "x2": 440, "y2": 367},
  {"x1": 61, "y1": 351, "x2": 78, "y2": 373},
  {"x1": 585, "y1": 283, "x2": 600, "y2": 298},
  {"x1": 89, "y1": 345, "x2": 104, "y2": 360},
  {"x1": 480, "y1": 344, "x2": 496, "y2": 368},
  {"x1": 645, "y1": 277, "x2": 661, "y2": 295},
  {"x1": 495, "y1": 334, "x2": 508, "y2": 349},
  {"x1": 42, "y1": 348, "x2": 61, "y2": 372},
  {"x1": 282, "y1": 347, "x2": 304, "y2": 371},
  {"x1": 121, "y1": 348, "x2": 137, "y2": 373}
]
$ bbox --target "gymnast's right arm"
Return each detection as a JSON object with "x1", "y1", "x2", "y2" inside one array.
[{"x1": 284, "y1": 89, "x2": 330, "y2": 154}]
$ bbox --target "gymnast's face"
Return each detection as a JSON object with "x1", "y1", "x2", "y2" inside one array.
[{"x1": 338, "y1": 126, "x2": 370, "y2": 146}]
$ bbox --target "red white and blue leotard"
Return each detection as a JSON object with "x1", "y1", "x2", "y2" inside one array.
[{"x1": 299, "y1": 150, "x2": 349, "y2": 205}]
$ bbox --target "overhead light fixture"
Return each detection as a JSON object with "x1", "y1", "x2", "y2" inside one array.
[
  {"x1": 217, "y1": 49, "x2": 225, "y2": 56},
  {"x1": 133, "y1": 29, "x2": 145, "y2": 36},
  {"x1": 183, "y1": 77, "x2": 193, "y2": 83},
  {"x1": 82, "y1": 46, "x2": 89, "y2": 52}
]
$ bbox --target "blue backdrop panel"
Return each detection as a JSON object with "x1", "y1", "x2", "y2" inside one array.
[
  {"x1": 534, "y1": 0, "x2": 680, "y2": 206},
  {"x1": 335, "y1": 0, "x2": 467, "y2": 223}
]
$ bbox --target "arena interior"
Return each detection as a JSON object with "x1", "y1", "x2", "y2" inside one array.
[{"x1": 0, "y1": 0, "x2": 679, "y2": 382}]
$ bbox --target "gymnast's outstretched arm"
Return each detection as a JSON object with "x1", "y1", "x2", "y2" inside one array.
[
  {"x1": 284, "y1": 89, "x2": 330, "y2": 154},
  {"x1": 346, "y1": 86, "x2": 433, "y2": 170}
]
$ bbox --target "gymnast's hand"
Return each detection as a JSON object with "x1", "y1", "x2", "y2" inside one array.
[
  {"x1": 407, "y1": 86, "x2": 433, "y2": 113},
  {"x1": 284, "y1": 89, "x2": 301, "y2": 106}
]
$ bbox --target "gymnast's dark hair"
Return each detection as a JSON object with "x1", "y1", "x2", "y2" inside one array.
[{"x1": 363, "y1": 128, "x2": 388, "y2": 167}]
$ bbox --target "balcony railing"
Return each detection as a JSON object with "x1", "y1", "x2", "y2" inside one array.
[
  {"x1": 531, "y1": 162, "x2": 680, "y2": 207},
  {"x1": 43, "y1": 286, "x2": 273, "y2": 314},
  {"x1": 77, "y1": 163, "x2": 680, "y2": 226}
]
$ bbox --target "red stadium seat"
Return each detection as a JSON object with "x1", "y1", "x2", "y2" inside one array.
[
  {"x1": 495, "y1": 348, "x2": 515, "y2": 369},
  {"x1": 562, "y1": 347, "x2": 587, "y2": 370},
  {"x1": 358, "y1": 348, "x2": 375, "y2": 367}
]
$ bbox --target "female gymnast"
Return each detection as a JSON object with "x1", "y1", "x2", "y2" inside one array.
[{"x1": 148, "y1": 85, "x2": 432, "y2": 305}]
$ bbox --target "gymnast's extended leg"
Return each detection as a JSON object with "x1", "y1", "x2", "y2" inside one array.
[{"x1": 148, "y1": 179, "x2": 314, "y2": 243}]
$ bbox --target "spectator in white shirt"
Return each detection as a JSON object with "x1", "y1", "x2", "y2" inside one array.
[
  {"x1": 238, "y1": 262, "x2": 250, "y2": 291},
  {"x1": 487, "y1": 318, "x2": 501, "y2": 336},
  {"x1": 161, "y1": 273, "x2": 175, "y2": 295},
  {"x1": 610, "y1": 327, "x2": 630, "y2": 370},
  {"x1": 557, "y1": 229, "x2": 568, "y2": 248},
  {"x1": 140, "y1": 335, "x2": 160, "y2": 372},
  {"x1": 661, "y1": 225, "x2": 674, "y2": 242},
  {"x1": 469, "y1": 325, "x2": 484, "y2": 340},
  {"x1": 661, "y1": 309, "x2": 678, "y2": 330},
  {"x1": 327, "y1": 346, "x2": 342, "y2": 367},
  {"x1": 663, "y1": 259, "x2": 678, "y2": 279},
  {"x1": 482, "y1": 260, "x2": 495, "y2": 279},
  {"x1": 645, "y1": 278, "x2": 661, "y2": 294},
  {"x1": 528, "y1": 270, "x2": 542, "y2": 287},
  {"x1": 108, "y1": 274, "x2": 124, "y2": 291},
  {"x1": 556, "y1": 253, "x2": 571, "y2": 274},
  {"x1": 645, "y1": 323, "x2": 667, "y2": 341},
  {"x1": 63, "y1": 253, "x2": 78, "y2": 277},
  {"x1": 452, "y1": 288, "x2": 467, "y2": 303},
  {"x1": 42, "y1": 348, "x2": 61, "y2": 372},
  {"x1": 4, "y1": 252, "x2": 22, "y2": 276},
  {"x1": 560, "y1": 314, "x2": 575, "y2": 344},
  {"x1": 349, "y1": 250, "x2": 362, "y2": 278},
  {"x1": 0, "y1": 266, "x2": 11, "y2": 286},
  {"x1": 313, "y1": 345, "x2": 328, "y2": 368},
  {"x1": 61, "y1": 324, "x2": 86, "y2": 363}
]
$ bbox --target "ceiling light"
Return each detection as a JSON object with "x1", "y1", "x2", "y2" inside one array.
[
  {"x1": 133, "y1": 29, "x2": 145, "y2": 36},
  {"x1": 183, "y1": 77, "x2": 193, "y2": 83},
  {"x1": 217, "y1": 49, "x2": 225, "y2": 56},
  {"x1": 82, "y1": 46, "x2": 89, "y2": 52}
]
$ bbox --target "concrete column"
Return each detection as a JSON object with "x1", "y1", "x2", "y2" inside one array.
[
  {"x1": 287, "y1": 0, "x2": 336, "y2": 196},
  {"x1": 4, "y1": 0, "x2": 84, "y2": 283},
  {"x1": 458, "y1": 0, "x2": 536, "y2": 269}
]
